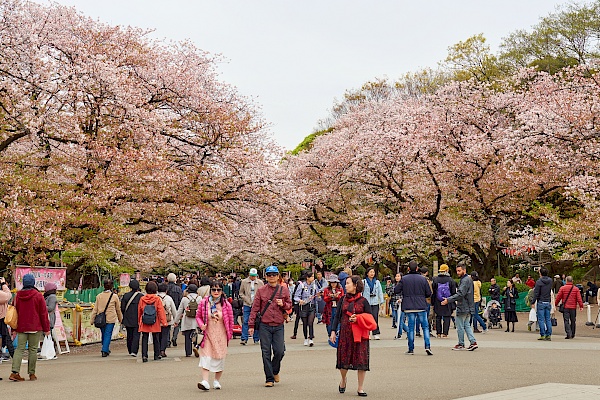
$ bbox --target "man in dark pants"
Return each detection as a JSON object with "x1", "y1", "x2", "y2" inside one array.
[
  {"x1": 249, "y1": 266, "x2": 292, "y2": 387},
  {"x1": 120, "y1": 279, "x2": 143, "y2": 356},
  {"x1": 166, "y1": 273, "x2": 182, "y2": 347},
  {"x1": 555, "y1": 276, "x2": 583, "y2": 339}
]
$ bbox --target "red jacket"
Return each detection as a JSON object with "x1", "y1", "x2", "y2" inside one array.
[
  {"x1": 351, "y1": 312, "x2": 377, "y2": 343},
  {"x1": 526, "y1": 278, "x2": 536, "y2": 289},
  {"x1": 555, "y1": 283, "x2": 583, "y2": 309},
  {"x1": 249, "y1": 284, "x2": 292, "y2": 327},
  {"x1": 138, "y1": 294, "x2": 167, "y2": 333},
  {"x1": 14, "y1": 288, "x2": 50, "y2": 333}
]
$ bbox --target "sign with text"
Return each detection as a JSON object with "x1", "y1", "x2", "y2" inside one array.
[{"x1": 15, "y1": 267, "x2": 67, "y2": 291}]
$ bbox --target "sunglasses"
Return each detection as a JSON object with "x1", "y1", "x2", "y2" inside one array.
[
  {"x1": 266, "y1": 273, "x2": 278, "y2": 277},
  {"x1": 211, "y1": 288, "x2": 222, "y2": 292}
]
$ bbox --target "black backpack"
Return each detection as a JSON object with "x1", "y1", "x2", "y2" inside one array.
[{"x1": 142, "y1": 304, "x2": 157, "y2": 325}]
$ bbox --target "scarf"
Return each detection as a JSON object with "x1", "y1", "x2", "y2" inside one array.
[
  {"x1": 365, "y1": 277, "x2": 376, "y2": 294},
  {"x1": 344, "y1": 292, "x2": 363, "y2": 316}
]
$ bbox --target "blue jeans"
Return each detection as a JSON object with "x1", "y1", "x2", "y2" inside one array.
[
  {"x1": 537, "y1": 301, "x2": 552, "y2": 337},
  {"x1": 391, "y1": 308, "x2": 398, "y2": 327},
  {"x1": 416, "y1": 306, "x2": 430, "y2": 334},
  {"x1": 100, "y1": 323, "x2": 115, "y2": 354},
  {"x1": 407, "y1": 311, "x2": 430, "y2": 351},
  {"x1": 472, "y1": 302, "x2": 486, "y2": 330},
  {"x1": 242, "y1": 305, "x2": 259, "y2": 342},
  {"x1": 259, "y1": 324, "x2": 285, "y2": 383},
  {"x1": 396, "y1": 311, "x2": 409, "y2": 337},
  {"x1": 455, "y1": 313, "x2": 476, "y2": 346}
]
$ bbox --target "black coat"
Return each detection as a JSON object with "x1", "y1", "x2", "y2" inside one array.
[
  {"x1": 489, "y1": 284, "x2": 501, "y2": 302},
  {"x1": 167, "y1": 282, "x2": 183, "y2": 309},
  {"x1": 395, "y1": 271, "x2": 432, "y2": 311},
  {"x1": 502, "y1": 286, "x2": 519, "y2": 312},
  {"x1": 120, "y1": 290, "x2": 142, "y2": 328},
  {"x1": 432, "y1": 274, "x2": 457, "y2": 316}
]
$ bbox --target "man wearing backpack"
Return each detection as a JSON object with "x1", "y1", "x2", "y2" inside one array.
[
  {"x1": 157, "y1": 283, "x2": 177, "y2": 358},
  {"x1": 432, "y1": 264, "x2": 456, "y2": 338},
  {"x1": 174, "y1": 284, "x2": 201, "y2": 357},
  {"x1": 138, "y1": 281, "x2": 168, "y2": 362},
  {"x1": 239, "y1": 268, "x2": 264, "y2": 345},
  {"x1": 166, "y1": 273, "x2": 183, "y2": 347}
]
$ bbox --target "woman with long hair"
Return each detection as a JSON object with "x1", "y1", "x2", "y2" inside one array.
[
  {"x1": 502, "y1": 279, "x2": 519, "y2": 332},
  {"x1": 196, "y1": 280, "x2": 234, "y2": 391},
  {"x1": 294, "y1": 271, "x2": 318, "y2": 346},
  {"x1": 330, "y1": 275, "x2": 373, "y2": 397}
]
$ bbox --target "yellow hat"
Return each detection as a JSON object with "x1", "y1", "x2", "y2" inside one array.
[{"x1": 439, "y1": 264, "x2": 449, "y2": 273}]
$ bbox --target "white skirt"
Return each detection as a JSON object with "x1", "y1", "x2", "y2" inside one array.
[{"x1": 199, "y1": 356, "x2": 225, "y2": 372}]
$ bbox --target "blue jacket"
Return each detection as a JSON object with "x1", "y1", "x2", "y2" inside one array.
[
  {"x1": 394, "y1": 271, "x2": 432, "y2": 311},
  {"x1": 362, "y1": 278, "x2": 384, "y2": 306}
]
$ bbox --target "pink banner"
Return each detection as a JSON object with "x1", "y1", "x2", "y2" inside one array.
[
  {"x1": 15, "y1": 267, "x2": 66, "y2": 291},
  {"x1": 119, "y1": 273, "x2": 131, "y2": 287}
]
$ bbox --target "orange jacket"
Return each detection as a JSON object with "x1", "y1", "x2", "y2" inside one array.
[
  {"x1": 138, "y1": 294, "x2": 168, "y2": 333},
  {"x1": 351, "y1": 312, "x2": 377, "y2": 343}
]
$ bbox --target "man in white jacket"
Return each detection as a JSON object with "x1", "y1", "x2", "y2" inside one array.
[{"x1": 239, "y1": 268, "x2": 264, "y2": 345}]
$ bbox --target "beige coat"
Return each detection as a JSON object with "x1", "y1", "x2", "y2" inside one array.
[
  {"x1": 0, "y1": 283, "x2": 11, "y2": 319},
  {"x1": 90, "y1": 291, "x2": 123, "y2": 324},
  {"x1": 239, "y1": 277, "x2": 264, "y2": 307}
]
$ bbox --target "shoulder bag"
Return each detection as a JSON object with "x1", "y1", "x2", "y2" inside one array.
[
  {"x1": 94, "y1": 292, "x2": 114, "y2": 328},
  {"x1": 254, "y1": 285, "x2": 281, "y2": 330},
  {"x1": 558, "y1": 285, "x2": 575, "y2": 313}
]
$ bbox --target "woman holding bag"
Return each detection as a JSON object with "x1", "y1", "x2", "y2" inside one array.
[
  {"x1": 90, "y1": 279, "x2": 123, "y2": 357},
  {"x1": 195, "y1": 281, "x2": 234, "y2": 391},
  {"x1": 330, "y1": 275, "x2": 375, "y2": 397},
  {"x1": 502, "y1": 279, "x2": 519, "y2": 332}
]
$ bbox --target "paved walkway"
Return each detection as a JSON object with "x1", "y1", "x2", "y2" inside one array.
[
  {"x1": 1, "y1": 312, "x2": 599, "y2": 399},
  {"x1": 457, "y1": 383, "x2": 600, "y2": 399}
]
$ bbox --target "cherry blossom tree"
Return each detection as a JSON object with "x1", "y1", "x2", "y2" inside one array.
[{"x1": 0, "y1": 0, "x2": 280, "y2": 271}]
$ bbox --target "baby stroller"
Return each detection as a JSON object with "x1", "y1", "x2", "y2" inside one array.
[{"x1": 483, "y1": 300, "x2": 502, "y2": 329}]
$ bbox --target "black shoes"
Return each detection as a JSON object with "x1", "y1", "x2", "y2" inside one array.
[
  {"x1": 142, "y1": 357, "x2": 148, "y2": 363},
  {"x1": 101, "y1": 351, "x2": 109, "y2": 357},
  {"x1": 358, "y1": 391, "x2": 367, "y2": 397},
  {"x1": 339, "y1": 379, "x2": 346, "y2": 393},
  {"x1": 171, "y1": 339, "x2": 177, "y2": 347}
]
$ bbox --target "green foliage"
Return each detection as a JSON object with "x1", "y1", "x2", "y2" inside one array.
[
  {"x1": 289, "y1": 128, "x2": 332, "y2": 155},
  {"x1": 480, "y1": 276, "x2": 530, "y2": 296}
]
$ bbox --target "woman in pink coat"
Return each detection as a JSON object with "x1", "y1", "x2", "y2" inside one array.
[{"x1": 195, "y1": 280, "x2": 234, "y2": 391}]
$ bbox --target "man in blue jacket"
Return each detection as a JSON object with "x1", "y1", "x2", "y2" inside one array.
[{"x1": 395, "y1": 261, "x2": 433, "y2": 355}]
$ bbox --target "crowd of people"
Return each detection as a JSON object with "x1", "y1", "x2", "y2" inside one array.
[{"x1": 0, "y1": 264, "x2": 597, "y2": 394}]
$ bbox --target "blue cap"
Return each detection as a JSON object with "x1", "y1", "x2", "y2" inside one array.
[{"x1": 265, "y1": 265, "x2": 279, "y2": 274}]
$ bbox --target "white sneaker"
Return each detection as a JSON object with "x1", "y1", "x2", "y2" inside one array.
[
  {"x1": 213, "y1": 380, "x2": 221, "y2": 390},
  {"x1": 198, "y1": 380, "x2": 210, "y2": 391},
  {"x1": 309, "y1": 339, "x2": 314, "y2": 347},
  {"x1": 303, "y1": 339, "x2": 309, "y2": 346},
  {"x1": 374, "y1": 335, "x2": 380, "y2": 340}
]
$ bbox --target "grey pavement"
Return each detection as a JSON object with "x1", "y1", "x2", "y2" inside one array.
[{"x1": 1, "y1": 311, "x2": 600, "y2": 400}]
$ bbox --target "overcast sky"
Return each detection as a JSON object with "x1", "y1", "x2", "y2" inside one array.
[{"x1": 40, "y1": 0, "x2": 577, "y2": 150}]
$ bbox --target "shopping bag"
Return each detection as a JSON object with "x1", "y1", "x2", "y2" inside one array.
[
  {"x1": 528, "y1": 308, "x2": 537, "y2": 322},
  {"x1": 40, "y1": 335, "x2": 56, "y2": 360}
]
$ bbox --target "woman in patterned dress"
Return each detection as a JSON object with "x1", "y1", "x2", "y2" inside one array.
[
  {"x1": 195, "y1": 280, "x2": 234, "y2": 391},
  {"x1": 330, "y1": 275, "x2": 372, "y2": 397}
]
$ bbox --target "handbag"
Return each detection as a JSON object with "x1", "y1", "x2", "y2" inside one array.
[
  {"x1": 5, "y1": 304, "x2": 18, "y2": 330},
  {"x1": 94, "y1": 292, "x2": 114, "y2": 328},
  {"x1": 551, "y1": 317, "x2": 558, "y2": 326},
  {"x1": 254, "y1": 285, "x2": 281, "y2": 330},
  {"x1": 558, "y1": 285, "x2": 575, "y2": 313}
]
